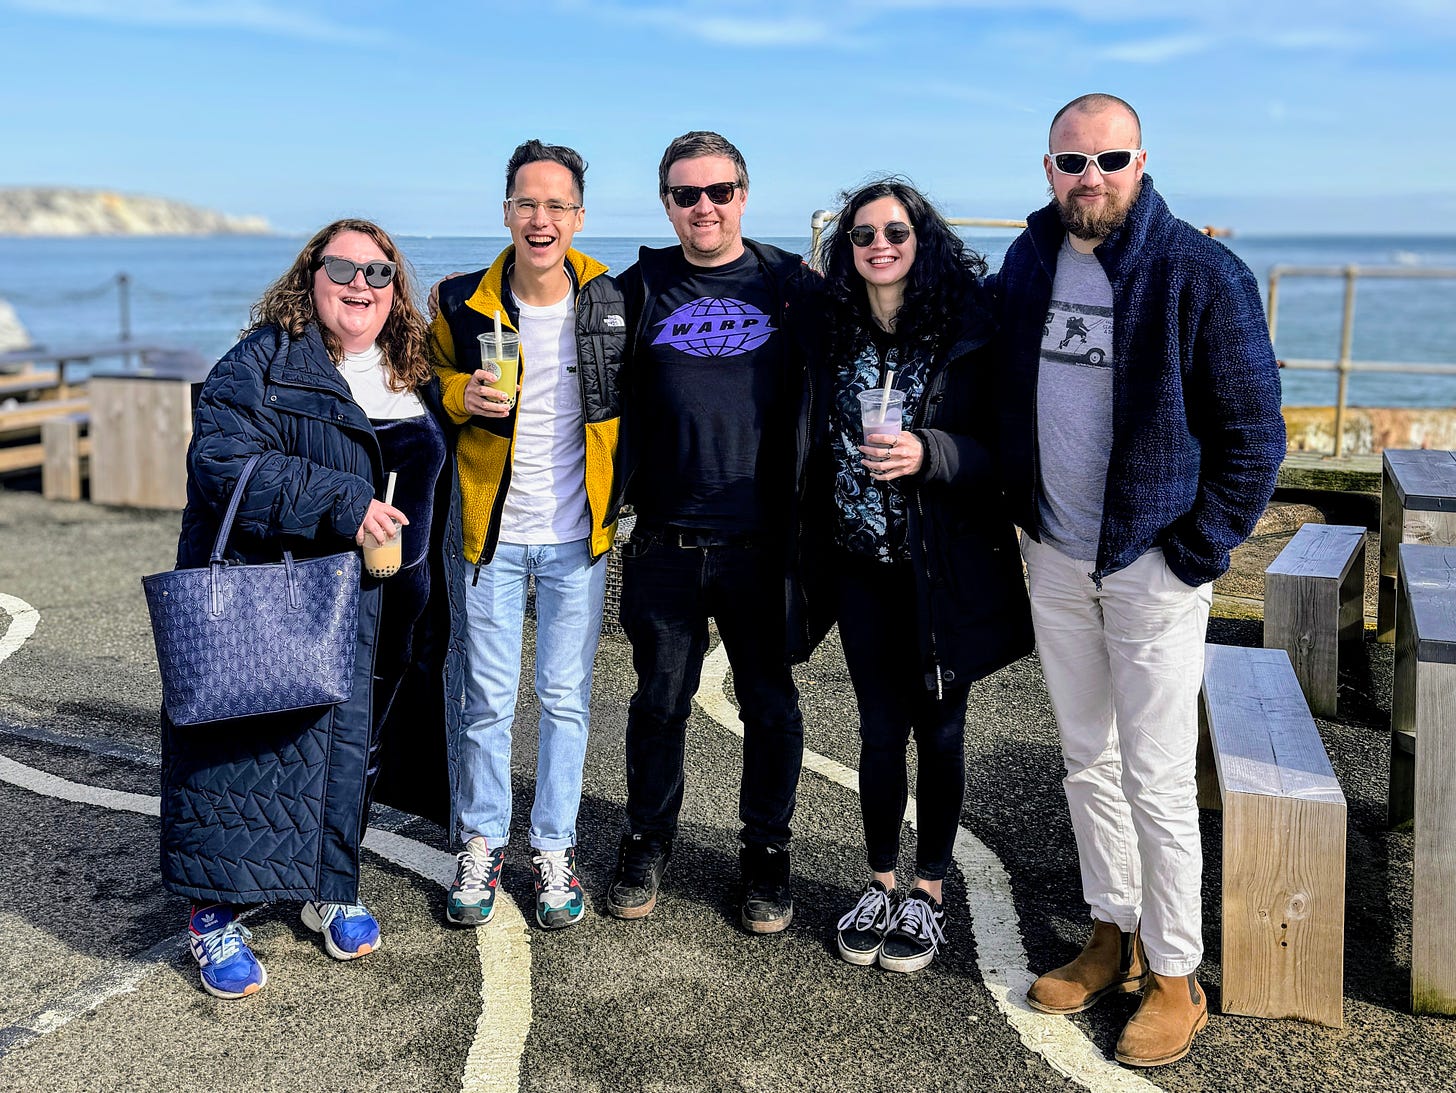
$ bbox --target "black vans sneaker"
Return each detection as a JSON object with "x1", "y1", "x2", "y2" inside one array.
[
  {"x1": 835, "y1": 880, "x2": 896, "y2": 966},
  {"x1": 878, "y1": 887, "x2": 946, "y2": 973},
  {"x1": 740, "y1": 843, "x2": 793, "y2": 934},
  {"x1": 607, "y1": 833, "x2": 671, "y2": 919}
]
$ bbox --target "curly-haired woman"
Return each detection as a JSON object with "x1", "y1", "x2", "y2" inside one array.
[
  {"x1": 160, "y1": 219, "x2": 463, "y2": 998},
  {"x1": 811, "y1": 180, "x2": 1032, "y2": 972}
]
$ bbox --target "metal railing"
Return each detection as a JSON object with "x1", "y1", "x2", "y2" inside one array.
[{"x1": 1267, "y1": 265, "x2": 1456, "y2": 458}]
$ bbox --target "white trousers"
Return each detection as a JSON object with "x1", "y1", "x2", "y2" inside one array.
[{"x1": 1022, "y1": 536, "x2": 1212, "y2": 976}]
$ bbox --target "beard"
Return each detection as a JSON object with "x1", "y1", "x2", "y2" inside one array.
[{"x1": 1053, "y1": 175, "x2": 1141, "y2": 241}]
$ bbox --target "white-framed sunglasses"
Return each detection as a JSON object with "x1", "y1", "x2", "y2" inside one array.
[{"x1": 1048, "y1": 149, "x2": 1143, "y2": 175}]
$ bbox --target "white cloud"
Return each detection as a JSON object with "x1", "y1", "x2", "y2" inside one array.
[
  {"x1": 4, "y1": 0, "x2": 390, "y2": 46},
  {"x1": 1099, "y1": 32, "x2": 1219, "y2": 64}
]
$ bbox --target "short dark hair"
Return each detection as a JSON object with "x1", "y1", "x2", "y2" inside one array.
[
  {"x1": 505, "y1": 139, "x2": 587, "y2": 202},
  {"x1": 657, "y1": 131, "x2": 749, "y2": 196},
  {"x1": 1049, "y1": 93, "x2": 1142, "y2": 147}
]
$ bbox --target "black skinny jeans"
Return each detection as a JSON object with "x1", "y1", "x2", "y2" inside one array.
[
  {"x1": 834, "y1": 550, "x2": 971, "y2": 882},
  {"x1": 620, "y1": 529, "x2": 804, "y2": 850}
]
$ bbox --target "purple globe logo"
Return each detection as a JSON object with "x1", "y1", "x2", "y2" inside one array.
[{"x1": 652, "y1": 297, "x2": 776, "y2": 358}]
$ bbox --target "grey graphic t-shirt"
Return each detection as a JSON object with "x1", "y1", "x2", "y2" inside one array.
[{"x1": 1036, "y1": 237, "x2": 1114, "y2": 560}]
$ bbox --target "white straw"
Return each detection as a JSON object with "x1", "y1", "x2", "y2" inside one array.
[
  {"x1": 877, "y1": 370, "x2": 895, "y2": 424},
  {"x1": 493, "y1": 310, "x2": 503, "y2": 361},
  {"x1": 383, "y1": 470, "x2": 397, "y2": 507}
]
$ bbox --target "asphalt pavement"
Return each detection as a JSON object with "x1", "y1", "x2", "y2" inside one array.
[{"x1": 0, "y1": 489, "x2": 1452, "y2": 1093}]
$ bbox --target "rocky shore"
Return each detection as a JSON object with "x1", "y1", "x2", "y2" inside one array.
[{"x1": 0, "y1": 187, "x2": 270, "y2": 236}]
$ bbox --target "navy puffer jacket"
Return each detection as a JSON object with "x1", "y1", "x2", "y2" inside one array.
[{"x1": 161, "y1": 323, "x2": 465, "y2": 905}]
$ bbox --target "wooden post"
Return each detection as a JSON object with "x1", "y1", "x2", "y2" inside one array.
[
  {"x1": 1263, "y1": 524, "x2": 1366, "y2": 716},
  {"x1": 1201, "y1": 645, "x2": 1346, "y2": 1028},
  {"x1": 1393, "y1": 545, "x2": 1456, "y2": 1015},
  {"x1": 41, "y1": 414, "x2": 87, "y2": 501}
]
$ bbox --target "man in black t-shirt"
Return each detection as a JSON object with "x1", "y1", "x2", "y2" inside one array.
[{"x1": 606, "y1": 131, "x2": 822, "y2": 935}]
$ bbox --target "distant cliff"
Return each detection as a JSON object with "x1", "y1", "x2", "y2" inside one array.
[{"x1": 0, "y1": 188, "x2": 272, "y2": 236}]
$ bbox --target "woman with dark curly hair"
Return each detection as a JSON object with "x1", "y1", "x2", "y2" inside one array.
[
  {"x1": 812, "y1": 179, "x2": 1032, "y2": 972},
  {"x1": 160, "y1": 219, "x2": 464, "y2": 998}
]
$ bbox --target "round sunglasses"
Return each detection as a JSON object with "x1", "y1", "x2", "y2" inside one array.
[
  {"x1": 318, "y1": 255, "x2": 396, "y2": 288},
  {"x1": 848, "y1": 221, "x2": 912, "y2": 248}
]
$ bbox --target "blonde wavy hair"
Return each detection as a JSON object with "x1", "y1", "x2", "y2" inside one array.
[{"x1": 247, "y1": 218, "x2": 431, "y2": 392}]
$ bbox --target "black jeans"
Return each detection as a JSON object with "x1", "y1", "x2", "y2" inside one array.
[
  {"x1": 620, "y1": 528, "x2": 804, "y2": 850},
  {"x1": 834, "y1": 550, "x2": 971, "y2": 882}
]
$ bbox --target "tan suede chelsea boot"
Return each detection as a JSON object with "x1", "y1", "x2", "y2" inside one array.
[
  {"x1": 1114, "y1": 971, "x2": 1209, "y2": 1067},
  {"x1": 1026, "y1": 918, "x2": 1148, "y2": 1014}
]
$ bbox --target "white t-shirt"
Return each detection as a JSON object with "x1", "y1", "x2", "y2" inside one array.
[
  {"x1": 340, "y1": 343, "x2": 424, "y2": 420},
  {"x1": 499, "y1": 290, "x2": 591, "y2": 543}
]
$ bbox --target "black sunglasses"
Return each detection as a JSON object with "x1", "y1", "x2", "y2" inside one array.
[
  {"x1": 848, "y1": 221, "x2": 912, "y2": 248},
  {"x1": 1049, "y1": 149, "x2": 1141, "y2": 176},
  {"x1": 666, "y1": 181, "x2": 742, "y2": 208},
  {"x1": 319, "y1": 255, "x2": 396, "y2": 288}
]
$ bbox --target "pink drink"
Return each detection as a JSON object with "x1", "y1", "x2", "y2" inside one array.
[{"x1": 856, "y1": 389, "x2": 906, "y2": 450}]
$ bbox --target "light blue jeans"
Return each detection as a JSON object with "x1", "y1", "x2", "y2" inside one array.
[{"x1": 456, "y1": 538, "x2": 606, "y2": 852}]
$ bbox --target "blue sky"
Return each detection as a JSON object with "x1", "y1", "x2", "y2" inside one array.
[{"x1": 2, "y1": 0, "x2": 1453, "y2": 237}]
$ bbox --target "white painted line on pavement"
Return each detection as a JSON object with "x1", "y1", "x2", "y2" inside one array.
[
  {"x1": 0, "y1": 593, "x2": 40, "y2": 666},
  {"x1": 0, "y1": 754, "x2": 159, "y2": 816},
  {"x1": 694, "y1": 642, "x2": 1159, "y2": 1093},
  {"x1": 0, "y1": 756, "x2": 532, "y2": 1093},
  {"x1": 361, "y1": 828, "x2": 532, "y2": 1093}
]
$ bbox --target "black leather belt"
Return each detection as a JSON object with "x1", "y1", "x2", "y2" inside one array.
[{"x1": 637, "y1": 525, "x2": 757, "y2": 549}]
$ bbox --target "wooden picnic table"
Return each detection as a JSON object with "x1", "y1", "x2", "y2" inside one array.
[
  {"x1": 0, "y1": 342, "x2": 195, "y2": 400},
  {"x1": 1378, "y1": 450, "x2": 1456, "y2": 642}
]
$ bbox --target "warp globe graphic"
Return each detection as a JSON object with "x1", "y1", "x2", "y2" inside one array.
[{"x1": 652, "y1": 297, "x2": 776, "y2": 358}]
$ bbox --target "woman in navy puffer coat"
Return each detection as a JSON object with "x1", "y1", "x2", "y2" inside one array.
[{"x1": 161, "y1": 219, "x2": 465, "y2": 999}]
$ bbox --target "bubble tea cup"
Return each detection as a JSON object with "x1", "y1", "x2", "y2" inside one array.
[
  {"x1": 857, "y1": 389, "x2": 905, "y2": 458},
  {"x1": 363, "y1": 520, "x2": 403, "y2": 578},
  {"x1": 476, "y1": 331, "x2": 520, "y2": 410}
]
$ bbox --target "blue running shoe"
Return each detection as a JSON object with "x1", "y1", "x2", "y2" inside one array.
[
  {"x1": 188, "y1": 903, "x2": 266, "y2": 1000},
  {"x1": 301, "y1": 901, "x2": 381, "y2": 960}
]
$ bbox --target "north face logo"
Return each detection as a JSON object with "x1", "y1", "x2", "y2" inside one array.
[
  {"x1": 603, "y1": 314, "x2": 625, "y2": 329},
  {"x1": 652, "y1": 297, "x2": 775, "y2": 358}
]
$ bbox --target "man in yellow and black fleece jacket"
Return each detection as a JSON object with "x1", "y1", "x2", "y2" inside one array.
[{"x1": 426, "y1": 139, "x2": 627, "y2": 934}]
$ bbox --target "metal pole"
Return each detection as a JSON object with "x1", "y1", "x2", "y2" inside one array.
[
  {"x1": 117, "y1": 272, "x2": 131, "y2": 342},
  {"x1": 1266, "y1": 267, "x2": 1281, "y2": 347},
  {"x1": 1332, "y1": 265, "x2": 1357, "y2": 458},
  {"x1": 809, "y1": 210, "x2": 830, "y2": 271}
]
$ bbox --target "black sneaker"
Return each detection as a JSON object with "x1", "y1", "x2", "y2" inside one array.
[
  {"x1": 739, "y1": 843, "x2": 793, "y2": 934},
  {"x1": 878, "y1": 887, "x2": 946, "y2": 973},
  {"x1": 607, "y1": 833, "x2": 671, "y2": 919},
  {"x1": 835, "y1": 880, "x2": 896, "y2": 966}
]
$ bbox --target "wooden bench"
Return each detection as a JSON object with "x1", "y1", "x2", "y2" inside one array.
[
  {"x1": 1263, "y1": 523, "x2": 1367, "y2": 716},
  {"x1": 1378, "y1": 450, "x2": 1456, "y2": 642},
  {"x1": 0, "y1": 409, "x2": 92, "y2": 495},
  {"x1": 0, "y1": 396, "x2": 90, "y2": 437},
  {"x1": 1390, "y1": 544, "x2": 1456, "y2": 1014},
  {"x1": 1197, "y1": 644, "x2": 1346, "y2": 1028}
]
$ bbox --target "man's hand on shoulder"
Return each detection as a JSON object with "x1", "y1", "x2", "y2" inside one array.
[{"x1": 427, "y1": 272, "x2": 469, "y2": 320}]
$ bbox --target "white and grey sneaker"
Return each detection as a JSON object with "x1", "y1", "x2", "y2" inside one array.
[
  {"x1": 878, "y1": 887, "x2": 946, "y2": 973},
  {"x1": 531, "y1": 847, "x2": 585, "y2": 929},
  {"x1": 835, "y1": 880, "x2": 896, "y2": 966},
  {"x1": 448, "y1": 837, "x2": 505, "y2": 926}
]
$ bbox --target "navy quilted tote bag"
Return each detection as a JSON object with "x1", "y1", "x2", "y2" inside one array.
[{"x1": 141, "y1": 454, "x2": 361, "y2": 726}]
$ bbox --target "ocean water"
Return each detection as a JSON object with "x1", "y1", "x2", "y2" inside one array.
[{"x1": 0, "y1": 232, "x2": 1453, "y2": 408}]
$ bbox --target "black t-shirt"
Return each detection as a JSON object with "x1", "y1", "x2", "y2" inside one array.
[{"x1": 631, "y1": 248, "x2": 789, "y2": 534}]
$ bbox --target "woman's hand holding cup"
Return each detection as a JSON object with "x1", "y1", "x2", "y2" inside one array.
[{"x1": 356, "y1": 498, "x2": 409, "y2": 547}]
